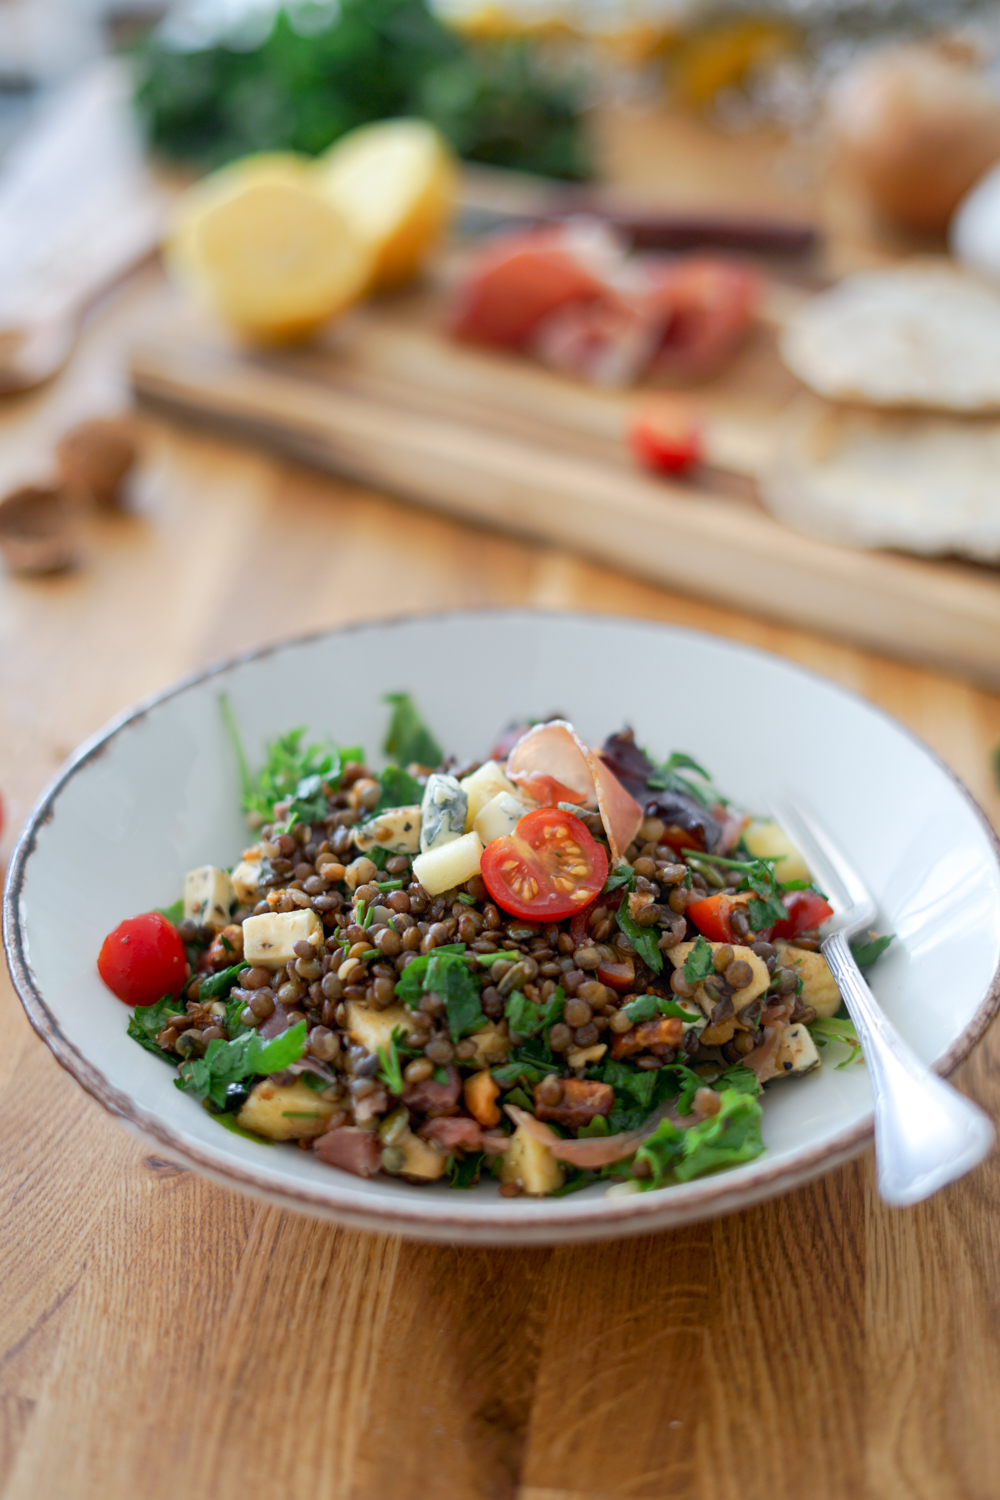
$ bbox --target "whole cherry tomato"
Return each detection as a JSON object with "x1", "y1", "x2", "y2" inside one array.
[
  {"x1": 770, "y1": 890, "x2": 834, "y2": 941},
  {"x1": 628, "y1": 398, "x2": 703, "y2": 476},
  {"x1": 97, "y1": 911, "x2": 187, "y2": 1007},
  {"x1": 481, "y1": 808, "x2": 608, "y2": 922}
]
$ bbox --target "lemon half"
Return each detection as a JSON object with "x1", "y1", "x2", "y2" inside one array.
[
  {"x1": 317, "y1": 118, "x2": 457, "y2": 293},
  {"x1": 166, "y1": 153, "x2": 372, "y2": 341}
]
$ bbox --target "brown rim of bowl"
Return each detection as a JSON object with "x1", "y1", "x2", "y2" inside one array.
[{"x1": 5, "y1": 608, "x2": 1000, "y2": 1243}]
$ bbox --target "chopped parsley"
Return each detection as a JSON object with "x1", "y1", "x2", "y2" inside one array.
[
  {"x1": 376, "y1": 1027, "x2": 406, "y2": 1096},
  {"x1": 395, "y1": 945, "x2": 486, "y2": 1041},
  {"x1": 197, "y1": 962, "x2": 245, "y2": 1000},
  {"x1": 127, "y1": 994, "x2": 185, "y2": 1062},
  {"x1": 683, "y1": 936, "x2": 715, "y2": 984},
  {"x1": 504, "y1": 987, "x2": 564, "y2": 1039},
  {"x1": 175, "y1": 1021, "x2": 308, "y2": 1110},
  {"x1": 851, "y1": 933, "x2": 894, "y2": 969},
  {"x1": 616, "y1": 891, "x2": 662, "y2": 974},
  {"x1": 809, "y1": 1016, "x2": 863, "y2": 1068},
  {"x1": 383, "y1": 692, "x2": 442, "y2": 769},
  {"x1": 634, "y1": 1089, "x2": 764, "y2": 1186},
  {"x1": 378, "y1": 764, "x2": 423, "y2": 810},
  {"x1": 155, "y1": 899, "x2": 184, "y2": 924}
]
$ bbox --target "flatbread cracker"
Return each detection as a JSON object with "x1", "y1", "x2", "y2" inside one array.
[
  {"x1": 780, "y1": 266, "x2": 1000, "y2": 413},
  {"x1": 761, "y1": 394, "x2": 1000, "y2": 560}
]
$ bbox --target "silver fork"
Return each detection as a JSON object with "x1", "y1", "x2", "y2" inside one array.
[{"x1": 768, "y1": 794, "x2": 995, "y2": 1207}]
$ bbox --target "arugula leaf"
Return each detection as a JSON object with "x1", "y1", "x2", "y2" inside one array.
[
  {"x1": 602, "y1": 863, "x2": 635, "y2": 894},
  {"x1": 683, "y1": 935, "x2": 715, "y2": 984},
  {"x1": 197, "y1": 963, "x2": 245, "y2": 1000},
  {"x1": 809, "y1": 1016, "x2": 863, "y2": 1068},
  {"x1": 504, "y1": 987, "x2": 564, "y2": 1039},
  {"x1": 175, "y1": 1022, "x2": 307, "y2": 1109},
  {"x1": 376, "y1": 1028, "x2": 406, "y2": 1095},
  {"x1": 383, "y1": 692, "x2": 442, "y2": 769},
  {"x1": 851, "y1": 934, "x2": 894, "y2": 969},
  {"x1": 646, "y1": 751, "x2": 715, "y2": 808},
  {"x1": 155, "y1": 899, "x2": 184, "y2": 924},
  {"x1": 448, "y1": 1151, "x2": 484, "y2": 1189},
  {"x1": 635, "y1": 1088, "x2": 765, "y2": 1186},
  {"x1": 616, "y1": 892, "x2": 662, "y2": 974},
  {"x1": 127, "y1": 995, "x2": 186, "y2": 1061},
  {"x1": 378, "y1": 764, "x2": 424, "y2": 810}
]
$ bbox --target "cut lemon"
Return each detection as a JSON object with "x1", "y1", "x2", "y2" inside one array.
[
  {"x1": 316, "y1": 118, "x2": 457, "y2": 293},
  {"x1": 166, "y1": 153, "x2": 372, "y2": 341}
]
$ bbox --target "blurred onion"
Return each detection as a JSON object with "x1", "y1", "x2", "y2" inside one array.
[
  {"x1": 828, "y1": 41, "x2": 1000, "y2": 235},
  {"x1": 952, "y1": 160, "x2": 1000, "y2": 279}
]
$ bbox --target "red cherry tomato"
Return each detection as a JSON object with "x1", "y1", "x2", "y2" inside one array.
[
  {"x1": 97, "y1": 911, "x2": 187, "y2": 1007},
  {"x1": 770, "y1": 890, "x2": 834, "y2": 942},
  {"x1": 597, "y1": 959, "x2": 636, "y2": 992},
  {"x1": 481, "y1": 808, "x2": 608, "y2": 922},
  {"x1": 629, "y1": 398, "x2": 703, "y2": 476},
  {"x1": 686, "y1": 893, "x2": 743, "y2": 944}
]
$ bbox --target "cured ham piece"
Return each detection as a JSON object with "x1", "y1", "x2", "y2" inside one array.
[
  {"x1": 646, "y1": 258, "x2": 759, "y2": 380},
  {"x1": 505, "y1": 1102, "x2": 654, "y2": 1168},
  {"x1": 505, "y1": 720, "x2": 642, "y2": 864}
]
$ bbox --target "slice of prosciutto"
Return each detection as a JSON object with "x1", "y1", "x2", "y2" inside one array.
[
  {"x1": 505, "y1": 719, "x2": 642, "y2": 865},
  {"x1": 505, "y1": 1103, "x2": 656, "y2": 1169}
]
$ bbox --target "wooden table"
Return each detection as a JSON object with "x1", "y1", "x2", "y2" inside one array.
[{"x1": 4, "y1": 110, "x2": 1000, "y2": 1500}]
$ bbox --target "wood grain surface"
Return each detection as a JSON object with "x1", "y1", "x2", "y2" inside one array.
[{"x1": 4, "y1": 108, "x2": 1000, "y2": 1500}]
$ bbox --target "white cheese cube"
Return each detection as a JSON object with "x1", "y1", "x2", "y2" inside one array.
[
  {"x1": 420, "y1": 773, "x2": 467, "y2": 852},
  {"x1": 474, "y1": 790, "x2": 530, "y2": 846},
  {"x1": 412, "y1": 830, "x2": 484, "y2": 896},
  {"x1": 460, "y1": 760, "x2": 520, "y2": 829},
  {"x1": 242, "y1": 909, "x2": 322, "y2": 969},
  {"x1": 770, "y1": 1023, "x2": 821, "y2": 1081},
  {"x1": 183, "y1": 865, "x2": 236, "y2": 930},
  {"x1": 353, "y1": 804, "x2": 421, "y2": 854},
  {"x1": 231, "y1": 855, "x2": 263, "y2": 905}
]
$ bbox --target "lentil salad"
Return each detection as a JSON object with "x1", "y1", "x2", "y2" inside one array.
[{"x1": 97, "y1": 694, "x2": 887, "y2": 1197}]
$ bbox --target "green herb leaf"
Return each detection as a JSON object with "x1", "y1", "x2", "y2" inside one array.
[
  {"x1": 809, "y1": 1016, "x2": 863, "y2": 1068},
  {"x1": 577, "y1": 1115, "x2": 609, "y2": 1138},
  {"x1": 850, "y1": 934, "x2": 894, "y2": 969},
  {"x1": 683, "y1": 935, "x2": 715, "y2": 984},
  {"x1": 504, "y1": 1087, "x2": 534, "y2": 1111},
  {"x1": 448, "y1": 1151, "x2": 484, "y2": 1189},
  {"x1": 378, "y1": 763, "x2": 424, "y2": 809},
  {"x1": 230, "y1": 716, "x2": 340, "y2": 824},
  {"x1": 127, "y1": 994, "x2": 186, "y2": 1061},
  {"x1": 175, "y1": 1021, "x2": 307, "y2": 1109},
  {"x1": 602, "y1": 863, "x2": 635, "y2": 894},
  {"x1": 504, "y1": 987, "x2": 564, "y2": 1039},
  {"x1": 396, "y1": 946, "x2": 484, "y2": 1040},
  {"x1": 635, "y1": 1088, "x2": 765, "y2": 1187},
  {"x1": 646, "y1": 751, "x2": 715, "y2": 807},
  {"x1": 383, "y1": 692, "x2": 443, "y2": 769},
  {"x1": 376, "y1": 1028, "x2": 405, "y2": 1096},
  {"x1": 715, "y1": 1062, "x2": 762, "y2": 1096},
  {"x1": 155, "y1": 899, "x2": 184, "y2": 924},
  {"x1": 394, "y1": 944, "x2": 466, "y2": 1005},
  {"x1": 658, "y1": 998, "x2": 702, "y2": 1020},
  {"x1": 616, "y1": 891, "x2": 662, "y2": 974},
  {"x1": 197, "y1": 962, "x2": 245, "y2": 1000}
]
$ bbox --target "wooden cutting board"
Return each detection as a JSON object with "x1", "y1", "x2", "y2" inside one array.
[{"x1": 129, "y1": 287, "x2": 1000, "y2": 688}]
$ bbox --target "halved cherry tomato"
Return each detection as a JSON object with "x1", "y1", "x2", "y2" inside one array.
[
  {"x1": 597, "y1": 959, "x2": 636, "y2": 992},
  {"x1": 97, "y1": 911, "x2": 187, "y2": 1007},
  {"x1": 770, "y1": 890, "x2": 834, "y2": 941},
  {"x1": 481, "y1": 808, "x2": 608, "y2": 921},
  {"x1": 685, "y1": 892, "x2": 744, "y2": 944},
  {"x1": 628, "y1": 397, "x2": 703, "y2": 476}
]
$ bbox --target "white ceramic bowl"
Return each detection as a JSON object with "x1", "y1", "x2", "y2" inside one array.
[{"x1": 5, "y1": 611, "x2": 1000, "y2": 1244}]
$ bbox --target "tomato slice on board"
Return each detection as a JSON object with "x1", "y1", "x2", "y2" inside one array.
[
  {"x1": 97, "y1": 911, "x2": 188, "y2": 1007},
  {"x1": 770, "y1": 890, "x2": 834, "y2": 941},
  {"x1": 481, "y1": 808, "x2": 609, "y2": 921}
]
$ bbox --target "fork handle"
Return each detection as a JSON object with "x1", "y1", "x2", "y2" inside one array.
[{"x1": 822, "y1": 932, "x2": 995, "y2": 1207}]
